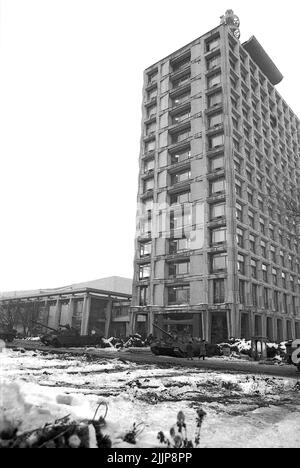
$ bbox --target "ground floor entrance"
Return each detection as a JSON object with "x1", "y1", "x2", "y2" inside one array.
[{"x1": 210, "y1": 312, "x2": 228, "y2": 344}]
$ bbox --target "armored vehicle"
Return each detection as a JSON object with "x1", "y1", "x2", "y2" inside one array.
[
  {"x1": 32, "y1": 321, "x2": 103, "y2": 348},
  {"x1": 150, "y1": 324, "x2": 201, "y2": 358}
]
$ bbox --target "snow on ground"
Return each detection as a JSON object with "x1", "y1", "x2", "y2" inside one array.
[{"x1": 1, "y1": 348, "x2": 300, "y2": 448}]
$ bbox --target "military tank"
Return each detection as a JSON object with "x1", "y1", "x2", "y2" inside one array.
[
  {"x1": 0, "y1": 326, "x2": 17, "y2": 343},
  {"x1": 32, "y1": 321, "x2": 103, "y2": 348},
  {"x1": 150, "y1": 324, "x2": 201, "y2": 358}
]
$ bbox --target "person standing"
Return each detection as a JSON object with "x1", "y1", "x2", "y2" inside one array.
[
  {"x1": 199, "y1": 339, "x2": 207, "y2": 360},
  {"x1": 186, "y1": 340, "x2": 194, "y2": 360}
]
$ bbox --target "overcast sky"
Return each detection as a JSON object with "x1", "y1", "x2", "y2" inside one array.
[{"x1": 0, "y1": 0, "x2": 299, "y2": 292}]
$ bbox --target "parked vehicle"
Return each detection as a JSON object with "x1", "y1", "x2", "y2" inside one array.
[
  {"x1": 31, "y1": 321, "x2": 103, "y2": 348},
  {"x1": 150, "y1": 324, "x2": 201, "y2": 358},
  {"x1": 286, "y1": 339, "x2": 300, "y2": 371}
]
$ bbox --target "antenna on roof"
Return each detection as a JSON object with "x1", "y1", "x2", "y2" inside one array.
[{"x1": 220, "y1": 9, "x2": 240, "y2": 39}]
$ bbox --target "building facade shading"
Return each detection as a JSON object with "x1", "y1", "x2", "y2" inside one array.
[{"x1": 131, "y1": 12, "x2": 300, "y2": 344}]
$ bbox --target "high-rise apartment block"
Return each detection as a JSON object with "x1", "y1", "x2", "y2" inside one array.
[{"x1": 131, "y1": 11, "x2": 300, "y2": 344}]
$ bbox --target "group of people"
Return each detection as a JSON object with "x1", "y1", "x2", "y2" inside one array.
[{"x1": 186, "y1": 338, "x2": 207, "y2": 361}]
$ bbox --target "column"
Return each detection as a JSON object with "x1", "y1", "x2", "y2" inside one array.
[
  {"x1": 68, "y1": 297, "x2": 74, "y2": 326},
  {"x1": 80, "y1": 294, "x2": 91, "y2": 335},
  {"x1": 148, "y1": 309, "x2": 154, "y2": 335},
  {"x1": 54, "y1": 297, "x2": 61, "y2": 329},
  {"x1": 104, "y1": 298, "x2": 113, "y2": 338}
]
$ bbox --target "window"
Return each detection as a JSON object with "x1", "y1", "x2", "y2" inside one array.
[
  {"x1": 235, "y1": 179, "x2": 242, "y2": 197},
  {"x1": 249, "y1": 234, "x2": 256, "y2": 253},
  {"x1": 247, "y1": 188, "x2": 254, "y2": 205},
  {"x1": 237, "y1": 255, "x2": 245, "y2": 275},
  {"x1": 171, "y1": 169, "x2": 191, "y2": 185},
  {"x1": 140, "y1": 217, "x2": 151, "y2": 235},
  {"x1": 248, "y1": 210, "x2": 255, "y2": 229},
  {"x1": 211, "y1": 227, "x2": 227, "y2": 245},
  {"x1": 237, "y1": 228, "x2": 244, "y2": 248},
  {"x1": 256, "y1": 174, "x2": 263, "y2": 190},
  {"x1": 239, "y1": 280, "x2": 246, "y2": 304},
  {"x1": 207, "y1": 54, "x2": 221, "y2": 70},
  {"x1": 145, "y1": 140, "x2": 155, "y2": 152},
  {"x1": 258, "y1": 196, "x2": 264, "y2": 211},
  {"x1": 173, "y1": 91, "x2": 190, "y2": 107},
  {"x1": 168, "y1": 285, "x2": 190, "y2": 305},
  {"x1": 255, "y1": 316, "x2": 262, "y2": 336},
  {"x1": 212, "y1": 253, "x2": 227, "y2": 272},
  {"x1": 259, "y1": 217, "x2": 265, "y2": 235},
  {"x1": 270, "y1": 245, "x2": 276, "y2": 263},
  {"x1": 251, "y1": 259, "x2": 257, "y2": 279},
  {"x1": 139, "y1": 286, "x2": 148, "y2": 306},
  {"x1": 269, "y1": 224, "x2": 275, "y2": 241},
  {"x1": 169, "y1": 237, "x2": 190, "y2": 254},
  {"x1": 262, "y1": 264, "x2": 268, "y2": 283},
  {"x1": 207, "y1": 73, "x2": 221, "y2": 88},
  {"x1": 273, "y1": 291, "x2": 279, "y2": 311},
  {"x1": 272, "y1": 268, "x2": 278, "y2": 286},
  {"x1": 210, "y1": 154, "x2": 224, "y2": 172},
  {"x1": 208, "y1": 113, "x2": 223, "y2": 128},
  {"x1": 261, "y1": 240, "x2": 267, "y2": 258},
  {"x1": 171, "y1": 148, "x2": 191, "y2": 164},
  {"x1": 147, "y1": 88, "x2": 157, "y2": 101},
  {"x1": 208, "y1": 92, "x2": 222, "y2": 108},
  {"x1": 282, "y1": 272, "x2": 286, "y2": 289},
  {"x1": 146, "y1": 121, "x2": 156, "y2": 136},
  {"x1": 277, "y1": 319, "x2": 283, "y2": 342},
  {"x1": 173, "y1": 74, "x2": 190, "y2": 89},
  {"x1": 147, "y1": 70, "x2": 158, "y2": 85},
  {"x1": 236, "y1": 202, "x2": 243, "y2": 222},
  {"x1": 171, "y1": 128, "x2": 190, "y2": 144},
  {"x1": 252, "y1": 284, "x2": 258, "y2": 306},
  {"x1": 172, "y1": 55, "x2": 190, "y2": 72},
  {"x1": 290, "y1": 276, "x2": 295, "y2": 293},
  {"x1": 144, "y1": 159, "x2": 154, "y2": 173},
  {"x1": 292, "y1": 296, "x2": 297, "y2": 315},
  {"x1": 144, "y1": 178, "x2": 154, "y2": 192},
  {"x1": 210, "y1": 178, "x2": 225, "y2": 195},
  {"x1": 147, "y1": 104, "x2": 157, "y2": 119},
  {"x1": 172, "y1": 110, "x2": 191, "y2": 124},
  {"x1": 170, "y1": 206, "x2": 191, "y2": 230},
  {"x1": 287, "y1": 320, "x2": 293, "y2": 340},
  {"x1": 267, "y1": 317, "x2": 273, "y2": 340},
  {"x1": 169, "y1": 261, "x2": 190, "y2": 277},
  {"x1": 209, "y1": 133, "x2": 224, "y2": 149},
  {"x1": 283, "y1": 293, "x2": 288, "y2": 313},
  {"x1": 206, "y1": 37, "x2": 220, "y2": 52},
  {"x1": 139, "y1": 264, "x2": 150, "y2": 280},
  {"x1": 211, "y1": 202, "x2": 226, "y2": 219},
  {"x1": 213, "y1": 279, "x2": 225, "y2": 304},
  {"x1": 140, "y1": 242, "x2": 152, "y2": 257},
  {"x1": 170, "y1": 191, "x2": 191, "y2": 205}
]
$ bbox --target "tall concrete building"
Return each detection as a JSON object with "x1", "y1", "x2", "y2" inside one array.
[{"x1": 131, "y1": 10, "x2": 300, "y2": 343}]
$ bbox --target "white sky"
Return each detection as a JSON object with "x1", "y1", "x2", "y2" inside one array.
[{"x1": 0, "y1": 0, "x2": 299, "y2": 292}]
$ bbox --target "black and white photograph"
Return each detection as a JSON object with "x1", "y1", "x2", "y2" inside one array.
[{"x1": 0, "y1": 0, "x2": 300, "y2": 452}]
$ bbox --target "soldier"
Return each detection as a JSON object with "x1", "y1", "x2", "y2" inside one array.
[
  {"x1": 186, "y1": 340, "x2": 194, "y2": 360},
  {"x1": 199, "y1": 339, "x2": 207, "y2": 360}
]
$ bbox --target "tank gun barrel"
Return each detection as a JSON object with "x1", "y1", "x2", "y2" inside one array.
[
  {"x1": 153, "y1": 323, "x2": 174, "y2": 340},
  {"x1": 31, "y1": 321, "x2": 58, "y2": 332}
]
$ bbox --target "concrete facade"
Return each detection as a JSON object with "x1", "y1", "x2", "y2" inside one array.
[{"x1": 132, "y1": 19, "x2": 300, "y2": 343}]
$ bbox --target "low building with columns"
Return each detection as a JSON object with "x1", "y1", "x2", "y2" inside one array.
[{"x1": 0, "y1": 277, "x2": 135, "y2": 338}]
